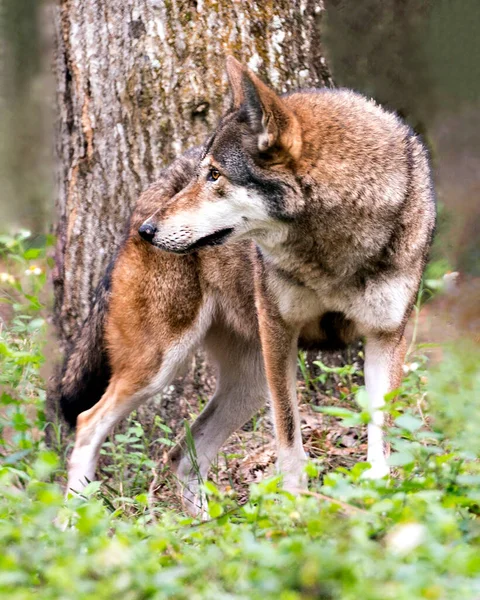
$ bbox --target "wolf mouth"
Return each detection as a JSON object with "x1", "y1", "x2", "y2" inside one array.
[
  {"x1": 160, "y1": 227, "x2": 235, "y2": 254},
  {"x1": 188, "y1": 227, "x2": 235, "y2": 251}
]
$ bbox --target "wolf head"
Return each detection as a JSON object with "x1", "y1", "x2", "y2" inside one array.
[{"x1": 139, "y1": 57, "x2": 304, "y2": 253}]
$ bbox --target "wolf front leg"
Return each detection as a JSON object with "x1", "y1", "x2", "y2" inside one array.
[
  {"x1": 254, "y1": 270, "x2": 307, "y2": 492},
  {"x1": 363, "y1": 332, "x2": 407, "y2": 479}
]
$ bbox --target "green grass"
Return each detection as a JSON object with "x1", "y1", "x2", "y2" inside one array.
[{"x1": 1, "y1": 232, "x2": 479, "y2": 599}]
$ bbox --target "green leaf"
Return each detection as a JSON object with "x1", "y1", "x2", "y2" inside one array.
[
  {"x1": 203, "y1": 480, "x2": 221, "y2": 497},
  {"x1": 135, "y1": 493, "x2": 149, "y2": 506},
  {"x1": 355, "y1": 387, "x2": 369, "y2": 410},
  {"x1": 388, "y1": 451, "x2": 415, "y2": 466},
  {"x1": 314, "y1": 406, "x2": 363, "y2": 426},
  {"x1": 208, "y1": 501, "x2": 223, "y2": 519},
  {"x1": 305, "y1": 462, "x2": 320, "y2": 478},
  {"x1": 27, "y1": 318, "x2": 45, "y2": 331},
  {"x1": 314, "y1": 406, "x2": 357, "y2": 419},
  {"x1": 81, "y1": 480, "x2": 102, "y2": 497},
  {"x1": 0, "y1": 392, "x2": 16, "y2": 405},
  {"x1": 0, "y1": 342, "x2": 12, "y2": 356},
  {"x1": 33, "y1": 451, "x2": 59, "y2": 479},
  {"x1": 4, "y1": 449, "x2": 31, "y2": 464},
  {"x1": 395, "y1": 414, "x2": 423, "y2": 433},
  {"x1": 23, "y1": 248, "x2": 42, "y2": 260},
  {"x1": 157, "y1": 437, "x2": 175, "y2": 446}
]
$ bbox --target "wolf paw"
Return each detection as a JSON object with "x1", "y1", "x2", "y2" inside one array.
[
  {"x1": 65, "y1": 473, "x2": 90, "y2": 498},
  {"x1": 174, "y1": 454, "x2": 210, "y2": 520},
  {"x1": 282, "y1": 470, "x2": 308, "y2": 494},
  {"x1": 181, "y1": 480, "x2": 209, "y2": 521},
  {"x1": 361, "y1": 463, "x2": 390, "y2": 480},
  {"x1": 278, "y1": 448, "x2": 309, "y2": 494}
]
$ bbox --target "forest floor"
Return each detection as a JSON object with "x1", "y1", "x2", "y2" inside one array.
[{"x1": 144, "y1": 350, "x2": 368, "y2": 513}]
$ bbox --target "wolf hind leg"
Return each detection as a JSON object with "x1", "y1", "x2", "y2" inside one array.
[
  {"x1": 362, "y1": 332, "x2": 407, "y2": 479},
  {"x1": 169, "y1": 327, "x2": 268, "y2": 518},
  {"x1": 66, "y1": 339, "x2": 197, "y2": 496},
  {"x1": 67, "y1": 378, "x2": 140, "y2": 493}
]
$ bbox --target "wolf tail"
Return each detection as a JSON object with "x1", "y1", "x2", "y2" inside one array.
[{"x1": 58, "y1": 263, "x2": 114, "y2": 429}]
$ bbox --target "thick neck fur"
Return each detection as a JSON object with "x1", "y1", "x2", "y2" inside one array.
[{"x1": 249, "y1": 89, "x2": 433, "y2": 293}]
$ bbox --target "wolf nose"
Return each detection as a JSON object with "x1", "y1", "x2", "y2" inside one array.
[{"x1": 138, "y1": 223, "x2": 157, "y2": 243}]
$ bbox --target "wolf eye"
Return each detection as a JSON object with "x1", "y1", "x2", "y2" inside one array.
[{"x1": 207, "y1": 167, "x2": 221, "y2": 182}]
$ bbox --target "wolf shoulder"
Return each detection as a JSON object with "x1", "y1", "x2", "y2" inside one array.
[
  {"x1": 283, "y1": 86, "x2": 416, "y2": 143},
  {"x1": 283, "y1": 87, "x2": 434, "y2": 218},
  {"x1": 284, "y1": 88, "x2": 429, "y2": 168}
]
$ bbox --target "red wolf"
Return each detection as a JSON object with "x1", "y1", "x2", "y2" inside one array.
[{"x1": 60, "y1": 58, "x2": 435, "y2": 516}]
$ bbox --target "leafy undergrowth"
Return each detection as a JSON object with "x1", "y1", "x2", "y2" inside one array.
[{"x1": 1, "y1": 233, "x2": 479, "y2": 599}]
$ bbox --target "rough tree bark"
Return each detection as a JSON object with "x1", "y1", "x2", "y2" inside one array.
[{"x1": 48, "y1": 0, "x2": 334, "y2": 432}]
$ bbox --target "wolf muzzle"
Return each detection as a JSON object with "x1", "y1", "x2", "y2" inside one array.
[{"x1": 138, "y1": 221, "x2": 235, "y2": 254}]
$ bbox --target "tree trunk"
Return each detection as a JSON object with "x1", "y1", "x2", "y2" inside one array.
[
  {"x1": 48, "y1": 0, "x2": 333, "y2": 433},
  {"x1": 52, "y1": 0, "x2": 332, "y2": 342}
]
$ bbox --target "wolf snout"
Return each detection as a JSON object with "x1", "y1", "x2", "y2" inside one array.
[{"x1": 138, "y1": 222, "x2": 157, "y2": 243}]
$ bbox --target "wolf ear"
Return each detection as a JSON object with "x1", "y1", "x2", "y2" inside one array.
[
  {"x1": 225, "y1": 56, "x2": 302, "y2": 160},
  {"x1": 226, "y1": 56, "x2": 246, "y2": 109}
]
